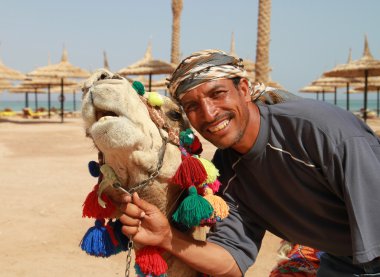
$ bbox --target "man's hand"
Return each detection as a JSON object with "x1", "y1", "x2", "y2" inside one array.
[{"x1": 119, "y1": 192, "x2": 171, "y2": 247}]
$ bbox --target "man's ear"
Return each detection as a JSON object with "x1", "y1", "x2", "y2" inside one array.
[{"x1": 239, "y1": 78, "x2": 252, "y2": 102}]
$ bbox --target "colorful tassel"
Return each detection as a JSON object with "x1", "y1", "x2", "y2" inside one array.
[
  {"x1": 207, "y1": 179, "x2": 222, "y2": 193},
  {"x1": 187, "y1": 135, "x2": 203, "y2": 155},
  {"x1": 82, "y1": 184, "x2": 116, "y2": 219},
  {"x1": 80, "y1": 219, "x2": 116, "y2": 257},
  {"x1": 180, "y1": 129, "x2": 194, "y2": 146},
  {"x1": 111, "y1": 219, "x2": 130, "y2": 252},
  {"x1": 170, "y1": 156, "x2": 207, "y2": 188},
  {"x1": 88, "y1": 161, "x2": 100, "y2": 177},
  {"x1": 132, "y1": 81, "x2": 145, "y2": 96},
  {"x1": 203, "y1": 188, "x2": 229, "y2": 220},
  {"x1": 135, "y1": 246, "x2": 168, "y2": 276},
  {"x1": 197, "y1": 157, "x2": 219, "y2": 184},
  {"x1": 148, "y1": 92, "x2": 164, "y2": 107},
  {"x1": 172, "y1": 186, "x2": 214, "y2": 228}
]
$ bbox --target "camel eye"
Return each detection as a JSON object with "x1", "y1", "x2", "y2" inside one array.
[{"x1": 166, "y1": 110, "x2": 182, "y2": 121}]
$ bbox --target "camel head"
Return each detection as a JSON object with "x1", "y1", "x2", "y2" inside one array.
[{"x1": 81, "y1": 69, "x2": 189, "y2": 212}]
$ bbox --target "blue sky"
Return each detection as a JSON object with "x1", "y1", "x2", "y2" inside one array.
[{"x1": 0, "y1": 0, "x2": 379, "y2": 102}]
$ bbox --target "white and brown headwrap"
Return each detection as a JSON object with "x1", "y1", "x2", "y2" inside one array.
[{"x1": 166, "y1": 49, "x2": 260, "y2": 102}]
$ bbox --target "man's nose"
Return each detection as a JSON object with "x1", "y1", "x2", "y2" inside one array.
[{"x1": 200, "y1": 99, "x2": 217, "y2": 122}]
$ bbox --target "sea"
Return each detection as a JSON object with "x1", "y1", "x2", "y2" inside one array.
[{"x1": 0, "y1": 99, "x2": 379, "y2": 114}]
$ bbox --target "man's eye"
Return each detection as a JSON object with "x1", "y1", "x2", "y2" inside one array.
[{"x1": 184, "y1": 103, "x2": 198, "y2": 112}]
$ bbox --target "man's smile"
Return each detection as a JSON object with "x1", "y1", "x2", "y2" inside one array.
[{"x1": 208, "y1": 119, "x2": 230, "y2": 133}]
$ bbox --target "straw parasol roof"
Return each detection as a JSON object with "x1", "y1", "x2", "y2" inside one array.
[
  {"x1": 117, "y1": 42, "x2": 176, "y2": 91},
  {"x1": 324, "y1": 35, "x2": 380, "y2": 121},
  {"x1": 9, "y1": 85, "x2": 46, "y2": 110},
  {"x1": 0, "y1": 79, "x2": 13, "y2": 91},
  {"x1": 299, "y1": 84, "x2": 335, "y2": 101},
  {"x1": 21, "y1": 77, "x2": 78, "y2": 117},
  {"x1": 27, "y1": 47, "x2": 90, "y2": 122},
  {"x1": 353, "y1": 77, "x2": 380, "y2": 117},
  {"x1": 0, "y1": 58, "x2": 26, "y2": 80},
  {"x1": 311, "y1": 76, "x2": 362, "y2": 110}
]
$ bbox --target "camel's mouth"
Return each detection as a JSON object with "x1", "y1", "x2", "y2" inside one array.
[{"x1": 95, "y1": 108, "x2": 119, "y2": 121}]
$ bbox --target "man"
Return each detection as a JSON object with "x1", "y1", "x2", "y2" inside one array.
[{"x1": 119, "y1": 49, "x2": 380, "y2": 276}]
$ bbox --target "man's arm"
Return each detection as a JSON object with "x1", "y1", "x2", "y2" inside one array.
[{"x1": 120, "y1": 193, "x2": 242, "y2": 277}]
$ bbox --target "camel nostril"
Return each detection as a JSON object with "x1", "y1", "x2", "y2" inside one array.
[{"x1": 95, "y1": 110, "x2": 118, "y2": 121}]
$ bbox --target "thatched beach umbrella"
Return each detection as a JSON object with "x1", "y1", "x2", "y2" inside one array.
[
  {"x1": 299, "y1": 85, "x2": 335, "y2": 101},
  {"x1": 27, "y1": 47, "x2": 90, "y2": 122},
  {"x1": 9, "y1": 85, "x2": 46, "y2": 110},
  {"x1": 0, "y1": 58, "x2": 25, "y2": 80},
  {"x1": 21, "y1": 77, "x2": 78, "y2": 118},
  {"x1": 117, "y1": 43, "x2": 176, "y2": 91},
  {"x1": 311, "y1": 76, "x2": 361, "y2": 110},
  {"x1": 324, "y1": 36, "x2": 380, "y2": 121},
  {"x1": 0, "y1": 79, "x2": 13, "y2": 91},
  {"x1": 354, "y1": 77, "x2": 380, "y2": 117}
]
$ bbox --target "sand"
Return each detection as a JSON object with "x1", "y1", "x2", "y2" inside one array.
[{"x1": 1, "y1": 115, "x2": 379, "y2": 277}]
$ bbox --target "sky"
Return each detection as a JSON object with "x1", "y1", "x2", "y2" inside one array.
[{"x1": 0, "y1": 0, "x2": 379, "y2": 102}]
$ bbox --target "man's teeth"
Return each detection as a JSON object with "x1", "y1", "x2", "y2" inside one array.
[{"x1": 209, "y1": 120, "x2": 230, "y2": 132}]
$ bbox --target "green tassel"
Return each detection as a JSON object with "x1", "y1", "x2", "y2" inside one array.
[
  {"x1": 132, "y1": 81, "x2": 145, "y2": 95},
  {"x1": 172, "y1": 186, "x2": 213, "y2": 228}
]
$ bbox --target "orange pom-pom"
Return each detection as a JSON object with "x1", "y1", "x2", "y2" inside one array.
[{"x1": 203, "y1": 188, "x2": 229, "y2": 220}]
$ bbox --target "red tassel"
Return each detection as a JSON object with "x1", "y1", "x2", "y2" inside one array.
[
  {"x1": 135, "y1": 246, "x2": 168, "y2": 276},
  {"x1": 82, "y1": 184, "x2": 116, "y2": 218},
  {"x1": 187, "y1": 135, "x2": 203, "y2": 155},
  {"x1": 170, "y1": 156, "x2": 207, "y2": 188}
]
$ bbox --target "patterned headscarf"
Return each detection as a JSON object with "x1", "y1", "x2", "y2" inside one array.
[{"x1": 167, "y1": 49, "x2": 258, "y2": 102}]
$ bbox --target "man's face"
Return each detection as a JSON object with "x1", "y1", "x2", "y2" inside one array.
[{"x1": 180, "y1": 78, "x2": 253, "y2": 151}]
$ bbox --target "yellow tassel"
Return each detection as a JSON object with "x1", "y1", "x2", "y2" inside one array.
[
  {"x1": 197, "y1": 157, "x2": 219, "y2": 184},
  {"x1": 203, "y1": 188, "x2": 229, "y2": 219},
  {"x1": 147, "y1": 92, "x2": 164, "y2": 107}
]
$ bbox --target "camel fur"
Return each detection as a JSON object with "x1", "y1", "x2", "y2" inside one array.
[{"x1": 81, "y1": 69, "x2": 198, "y2": 276}]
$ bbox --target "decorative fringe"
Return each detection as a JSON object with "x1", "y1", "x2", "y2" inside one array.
[
  {"x1": 197, "y1": 157, "x2": 219, "y2": 184},
  {"x1": 135, "y1": 246, "x2": 168, "y2": 276},
  {"x1": 82, "y1": 184, "x2": 116, "y2": 219},
  {"x1": 172, "y1": 186, "x2": 213, "y2": 228},
  {"x1": 203, "y1": 188, "x2": 229, "y2": 220},
  {"x1": 170, "y1": 156, "x2": 207, "y2": 188},
  {"x1": 80, "y1": 219, "x2": 116, "y2": 257}
]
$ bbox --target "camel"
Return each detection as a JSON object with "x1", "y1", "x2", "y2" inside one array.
[{"x1": 81, "y1": 69, "x2": 200, "y2": 276}]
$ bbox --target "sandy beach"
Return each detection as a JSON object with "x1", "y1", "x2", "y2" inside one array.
[{"x1": 1, "y1": 115, "x2": 379, "y2": 277}]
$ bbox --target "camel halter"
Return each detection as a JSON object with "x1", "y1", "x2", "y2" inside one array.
[{"x1": 99, "y1": 92, "x2": 180, "y2": 197}]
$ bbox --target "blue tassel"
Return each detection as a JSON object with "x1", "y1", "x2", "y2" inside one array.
[
  {"x1": 80, "y1": 219, "x2": 115, "y2": 257},
  {"x1": 109, "y1": 219, "x2": 130, "y2": 252},
  {"x1": 88, "y1": 161, "x2": 100, "y2": 177}
]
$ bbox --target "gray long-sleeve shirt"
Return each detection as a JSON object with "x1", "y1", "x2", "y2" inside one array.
[{"x1": 207, "y1": 98, "x2": 380, "y2": 274}]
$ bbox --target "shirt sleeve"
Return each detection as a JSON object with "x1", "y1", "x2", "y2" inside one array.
[
  {"x1": 326, "y1": 135, "x2": 380, "y2": 264},
  {"x1": 207, "y1": 194, "x2": 265, "y2": 274}
]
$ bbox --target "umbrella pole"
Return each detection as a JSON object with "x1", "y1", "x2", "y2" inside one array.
[
  {"x1": 363, "y1": 69, "x2": 368, "y2": 122},
  {"x1": 60, "y1": 78, "x2": 64, "y2": 123},
  {"x1": 48, "y1": 84, "x2": 51, "y2": 118},
  {"x1": 25, "y1": 92, "x2": 29, "y2": 108},
  {"x1": 377, "y1": 88, "x2": 379, "y2": 117},
  {"x1": 73, "y1": 90, "x2": 76, "y2": 111},
  {"x1": 149, "y1": 74, "x2": 152, "y2": 91},
  {"x1": 346, "y1": 82, "x2": 350, "y2": 111},
  {"x1": 334, "y1": 87, "x2": 337, "y2": 106},
  {"x1": 34, "y1": 88, "x2": 38, "y2": 111},
  {"x1": 322, "y1": 89, "x2": 325, "y2": 101}
]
